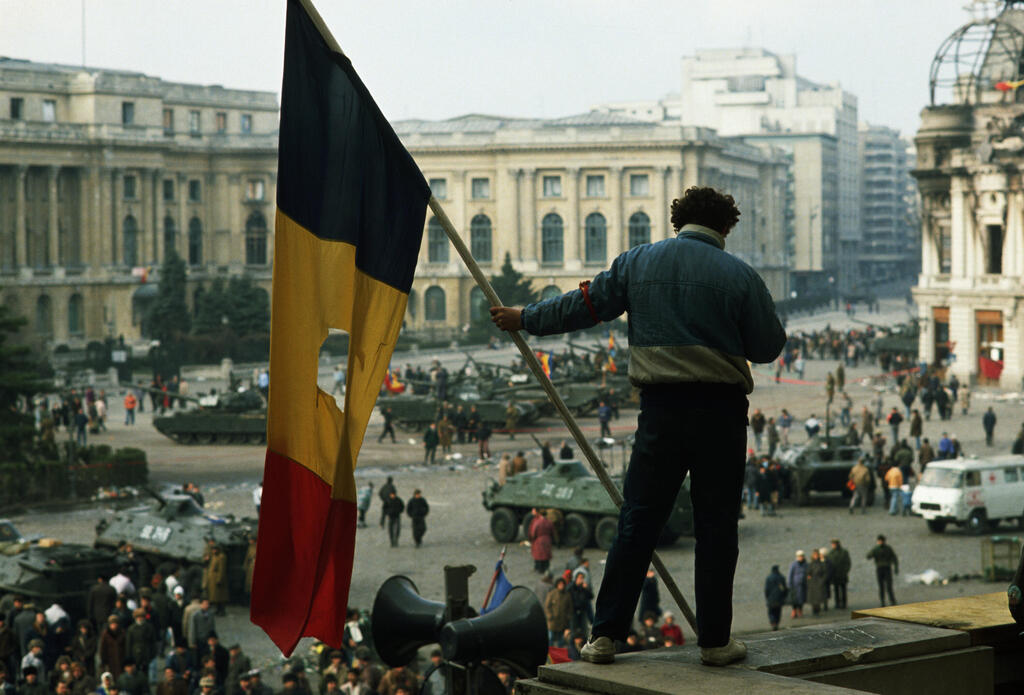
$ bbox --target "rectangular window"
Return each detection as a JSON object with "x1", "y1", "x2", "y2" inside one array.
[
  {"x1": 429, "y1": 178, "x2": 447, "y2": 199},
  {"x1": 121, "y1": 101, "x2": 135, "y2": 125},
  {"x1": 188, "y1": 179, "x2": 201, "y2": 202},
  {"x1": 162, "y1": 179, "x2": 175, "y2": 202},
  {"x1": 189, "y1": 110, "x2": 200, "y2": 135},
  {"x1": 241, "y1": 113, "x2": 252, "y2": 133},
  {"x1": 163, "y1": 108, "x2": 174, "y2": 134},
  {"x1": 471, "y1": 177, "x2": 490, "y2": 199},
  {"x1": 629, "y1": 173, "x2": 650, "y2": 196},
  {"x1": 1005, "y1": 468, "x2": 1019, "y2": 483},
  {"x1": 542, "y1": 175, "x2": 562, "y2": 197},
  {"x1": 246, "y1": 179, "x2": 265, "y2": 201},
  {"x1": 42, "y1": 99, "x2": 56, "y2": 123},
  {"x1": 123, "y1": 175, "x2": 137, "y2": 200},
  {"x1": 10, "y1": 97, "x2": 23, "y2": 120},
  {"x1": 216, "y1": 112, "x2": 227, "y2": 133},
  {"x1": 586, "y1": 175, "x2": 605, "y2": 197}
]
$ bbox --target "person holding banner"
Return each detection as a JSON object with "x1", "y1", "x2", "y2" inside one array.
[{"x1": 491, "y1": 186, "x2": 786, "y2": 666}]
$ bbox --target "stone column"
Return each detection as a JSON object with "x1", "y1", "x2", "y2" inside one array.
[
  {"x1": 111, "y1": 168, "x2": 124, "y2": 265},
  {"x1": 507, "y1": 168, "x2": 522, "y2": 259},
  {"x1": 564, "y1": 168, "x2": 580, "y2": 269},
  {"x1": 608, "y1": 167, "x2": 624, "y2": 260},
  {"x1": 657, "y1": 166, "x2": 671, "y2": 241},
  {"x1": 14, "y1": 165, "x2": 27, "y2": 269},
  {"x1": 47, "y1": 166, "x2": 59, "y2": 267},
  {"x1": 151, "y1": 169, "x2": 163, "y2": 264},
  {"x1": 523, "y1": 169, "x2": 536, "y2": 264},
  {"x1": 178, "y1": 174, "x2": 189, "y2": 264},
  {"x1": 78, "y1": 166, "x2": 93, "y2": 267}
]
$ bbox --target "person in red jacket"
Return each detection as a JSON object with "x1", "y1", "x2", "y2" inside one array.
[{"x1": 528, "y1": 508, "x2": 554, "y2": 574}]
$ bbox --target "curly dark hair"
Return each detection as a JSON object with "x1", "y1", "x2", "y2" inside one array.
[{"x1": 670, "y1": 186, "x2": 741, "y2": 235}]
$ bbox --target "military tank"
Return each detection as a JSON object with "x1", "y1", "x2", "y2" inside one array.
[
  {"x1": 94, "y1": 488, "x2": 256, "y2": 602},
  {"x1": 777, "y1": 434, "x2": 870, "y2": 506},
  {"x1": 0, "y1": 522, "x2": 120, "y2": 619},
  {"x1": 382, "y1": 380, "x2": 539, "y2": 432},
  {"x1": 481, "y1": 459, "x2": 693, "y2": 551},
  {"x1": 152, "y1": 389, "x2": 266, "y2": 445}
]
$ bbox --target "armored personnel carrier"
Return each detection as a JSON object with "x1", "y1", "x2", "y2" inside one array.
[
  {"x1": 94, "y1": 489, "x2": 255, "y2": 602},
  {"x1": 0, "y1": 521, "x2": 120, "y2": 619},
  {"x1": 152, "y1": 389, "x2": 266, "y2": 445},
  {"x1": 382, "y1": 381, "x2": 539, "y2": 432},
  {"x1": 777, "y1": 434, "x2": 869, "y2": 505},
  {"x1": 481, "y1": 459, "x2": 693, "y2": 551}
]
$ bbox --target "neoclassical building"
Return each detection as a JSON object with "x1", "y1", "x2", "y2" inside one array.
[
  {"x1": 913, "y1": 1, "x2": 1024, "y2": 387},
  {"x1": 0, "y1": 57, "x2": 278, "y2": 349},
  {"x1": 395, "y1": 113, "x2": 792, "y2": 333}
]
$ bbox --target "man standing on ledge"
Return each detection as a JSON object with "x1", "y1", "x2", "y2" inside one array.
[{"x1": 490, "y1": 187, "x2": 786, "y2": 666}]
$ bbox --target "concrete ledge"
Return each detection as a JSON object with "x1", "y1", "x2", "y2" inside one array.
[
  {"x1": 852, "y1": 592, "x2": 1016, "y2": 646},
  {"x1": 806, "y1": 646, "x2": 993, "y2": 695}
]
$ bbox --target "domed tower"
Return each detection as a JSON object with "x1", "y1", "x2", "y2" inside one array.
[{"x1": 914, "y1": 0, "x2": 1024, "y2": 388}]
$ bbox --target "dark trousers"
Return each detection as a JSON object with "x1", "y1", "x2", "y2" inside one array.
[
  {"x1": 387, "y1": 516, "x2": 401, "y2": 547},
  {"x1": 831, "y1": 581, "x2": 847, "y2": 609},
  {"x1": 767, "y1": 604, "x2": 782, "y2": 627},
  {"x1": 411, "y1": 518, "x2": 426, "y2": 547},
  {"x1": 378, "y1": 423, "x2": 395, "y2": 443},
  {"x1": 600, "y1": 421, "x2": 612, "y2": 438},
  {"x1": 591, "y1": 386, "x2": 747, "y2": 648},
  {"x1": 876, "y1": 566, "x2": 896, "y2": 606},
  {"x1": 424, "y1": 445, "x2": 436, "y2": 465}
]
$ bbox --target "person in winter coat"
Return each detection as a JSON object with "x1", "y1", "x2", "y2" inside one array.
[
  {"x1": 202, "y1": 543, "x2": 229, "y2": 616},
  {"x1": 543, "y1": 578, "x2": 572, "y2": 647},
  {"x1": 848, "y1": 457, "x2": 872, "y2": 514},
  {"x1": 909, "y1": 410, "x2": 923, "y2": 450},
  {"x1": 763, "y1": 566, "x2": 788, "y2": 631},
  {"x1": 787, "y1": 551, "x2": 808, "y2": 619},
  {"x1": 828, "y1": 539, "x2": 852, "y2": 610},
  {"x1": 70, "y1": 620, "x2": 97, "y2": 677},
  {"x1": 355, "y1": 482, "x2": 373, "y2": 529},
  {"x1": 98, "y1": 617, "x2": 126, "y2": 678},
  {"x1": 750, "y1": 409, "x2": 766, "y2": 451},
  {"x1": 807, "y1": 549, "x2": 829, "y2": 615},
  {"x1": 422, "y1": 423, "x2": 439, "y2": 466},
  {"x1": 568, "y1": 573, "x2": 594, "y2": 635},
  {"x1": 378, "y1": 477, "x2": 396, "y2": 528},
  {"x1": 528, "y1": 509, "x2": 554, "y2": 573},
  {"x1": 382, "y1": 492, "x2": 405, "y2": 548},
  {"x1": 405, "y1": 490, "x2": 429, "y2": 548}
]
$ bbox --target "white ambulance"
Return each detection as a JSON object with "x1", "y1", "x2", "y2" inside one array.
[{"x1": 911, "y1": 455, "x2": 1024, "y2": 533}]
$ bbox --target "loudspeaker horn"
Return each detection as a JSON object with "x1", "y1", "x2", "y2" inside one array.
[
  {"x1": 439, "y1": 586, "x2": 548, "y2": 678},
  {"x1": 371, "y1": 575, "x2": 447, "y2": 667}
]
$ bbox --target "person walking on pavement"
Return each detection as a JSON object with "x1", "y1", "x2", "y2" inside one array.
[
  {"x1": 596, "y1": 402, "x2": 612, "y2": 439},
  {"x1": 123, "y1": 392, "x2": 137, "y2": 426},
  {"x1": 378, "y1": 408, "x2": 396, "y2": 444},
  {"x1": 885, "y1": 463, "x2": 904, "y2": 516},
  {"x1": 378, "y1": 477, "x2": 395, "y2": 529},
  {"x1": 867, "y1": 535, "x2": 899, "y2": 607},
  {"x1": 886, "y1": 407, "x2": 903, "y2": 444},
  {"x1": 406, "y1": 490, "x2": 429, "y2": 548},
  {"x1": 828, "y1": 539, "x2": 851, "y2": 610},
  {"x1": 763, "y1": 565, "x2": 787, "y2": 631},
  {"x1": 750, "y1": 409, "x2": 766, "y2": 451},
  {"x1": 528, "y1": 508, "x2": 554, "y2": 574},
  {"x1": 787, "y1": 551, "x2": 808, "y2": 619},
  {"x1": 490, "y1": 186, "x2": 786, "y2": 667},
  {"x1": 382, "y1": 492, "x2": 404, "y2": 548},
  {"x1": 355, "y1": 482, "x2": 373, "y2": 529},
  {"x1": 909, "y1": 409, "x2": 922, "y2": 450},
  {"x1": 983, "y1": 407, "x2": 997, "y2": 447},
  {"x1": 422, "y1": 423, "x2": 439, "y2": 465},
  {"x1": 807, "y1": 549, "x2": 829, "y2": 616}
]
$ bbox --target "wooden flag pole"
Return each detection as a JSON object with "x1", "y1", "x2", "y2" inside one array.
[{"x1": 428, "y1": 197, "x2": 699, "y2": 635}]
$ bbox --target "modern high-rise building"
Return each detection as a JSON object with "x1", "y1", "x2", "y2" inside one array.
[
  {"x1": 858, "y1": 123, "x2": 920, "y2": 285},
  {"x1": 599, "y1": 47, "x2": 860, "y2": 301},
  {"x1": 0, "y1": 57, "x2": 278, "y2": 348}
]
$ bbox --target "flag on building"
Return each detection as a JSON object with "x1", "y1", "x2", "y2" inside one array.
[{"x1": 251, "y1": 0, "x2": 430, "y2": 656}]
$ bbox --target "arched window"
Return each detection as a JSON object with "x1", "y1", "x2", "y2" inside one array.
[
  {"x1": 424, "y1": 286, "x2": 446, "y2": 321},
  {"x1": 245, "y1": 212, "x2": 267, "y2": 265},
  {"x1": 122, "y1": 215, "x2": 139, "y2": 267},
  {"x1": 427, "y1": 217, "x2": 448, "y2": 263},
  {"x1": 541, "y1": 285, "x2": 562, "y2": 301},
  {"x1": 629, "y1": 211, "x2": 651, "y2": 248},
  {"x1": 68, "y1": 293, "x2": 84, "y2": 336},
  {"x1": 541, "y1": 213, "x2": 563, "y2": 264},
  {"x1": 189, "y1": 217, "x2": 204, "y2": 266},
  {"x1": 35, "y1": 295, "x2": 52, "y2": 336},
  {"x1": 585, "y1": 212, "x2": 607, "y2": 264},
  {"x1": 470, "y1": 214, "x2": 492, "y2": 263},
  {"x1": 163, "y1": 216, "x2": 177, "y2": 259},
  {"x1": 469, "y1": 286, "x2": 488, "y2": 323}
]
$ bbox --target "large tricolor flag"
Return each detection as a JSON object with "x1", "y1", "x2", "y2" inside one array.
[{"x1": 251, "y1": 0, "x2": 430, "y2": 655}]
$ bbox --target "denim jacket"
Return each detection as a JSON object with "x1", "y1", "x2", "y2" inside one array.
[{"x1": 521, "y1": 224, "x2": 787, "y2": 393}]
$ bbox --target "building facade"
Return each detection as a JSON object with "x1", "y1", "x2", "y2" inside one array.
[
  {"x1": 858, "y1": 123, "x2": 920, "y2": 285},
  {"x1": 395, "y1": 113, "x2": 792, "y2": 333},
  {"x1": 0, "y1": 58, "x2": 278, "y2": 349},
  {"x1": 913, "y1": 2, "x2": 1024, "y2": 388},
  {"x1": 598, "y1": 47, "x2": 861, "y2": 299}
]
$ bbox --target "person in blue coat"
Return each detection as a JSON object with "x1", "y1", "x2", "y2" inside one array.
[
  {"x1": 787, "y1": 550, "x2": 808, "y2": 619},
  {"x1": 763, "y1": 566, "x2": 788, "y2": 631}
]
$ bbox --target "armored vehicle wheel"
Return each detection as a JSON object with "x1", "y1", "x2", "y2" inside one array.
[
  {"x1": 967, "y1": 509, "x2": 990, "y2": 535},
  {"x1": 562, "y1": 513, "x2": 592, "y2": 548},
  {"x1": 594, "y1": 516, "x2": 618, "y2": 551},
  {"x1": 521, "y1": 513, "x2": 535, "y2": 540},
  {"x1": 490, "y1": 507, "x2": 519, "y2": 543},
  {"x1": 195, "y1": 432, "x2": 215, "y2": 445},
  {"x1": 248, "y1": 432, "x2": 266, "y2": 445},
  {"x1": 926, "y1": 519, "x2": 947, "y2": 533}
]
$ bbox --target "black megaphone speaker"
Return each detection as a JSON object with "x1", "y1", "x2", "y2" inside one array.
[
  {"x1": 439, "y1": 586, "x2": 548, "y2": 677},
  {"x1": 371, "y1": 575, "x2": 446, "y2": 667}
]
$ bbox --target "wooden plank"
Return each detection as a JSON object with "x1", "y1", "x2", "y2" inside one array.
[{"x1": 852, "y1": 592, "x2": 1018, "y2": 646}]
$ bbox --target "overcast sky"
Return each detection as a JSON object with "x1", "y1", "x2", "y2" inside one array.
[{"x1": 0, "y1": 0, "x2": 978, "y2": 137}]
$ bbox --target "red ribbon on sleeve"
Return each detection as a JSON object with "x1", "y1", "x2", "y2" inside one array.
[{"x1": 579, "y1": 281, "x2": 600, "y2": 325}]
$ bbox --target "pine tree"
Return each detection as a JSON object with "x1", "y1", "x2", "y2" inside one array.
[
  {"x1": 0, "y1": 303, "x2": 51, "y2": 457},
  {"x1": 145, "y1": 249, "x2": 191, "y2": 342},
  {"x1": 490, "y1": 252, "x2": 538, "y2": 308}
]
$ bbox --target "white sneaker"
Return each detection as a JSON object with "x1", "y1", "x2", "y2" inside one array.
[
  {"x1": 700, "y1": 638, "x2": 747, "y2": 666},
  {"x1": 580, "y1": 636, "x2": 615, "y2": 664}
]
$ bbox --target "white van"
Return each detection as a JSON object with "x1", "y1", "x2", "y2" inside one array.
[{"x1": 911, "y1": 455, "x2": 1024, "y2": 533}]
